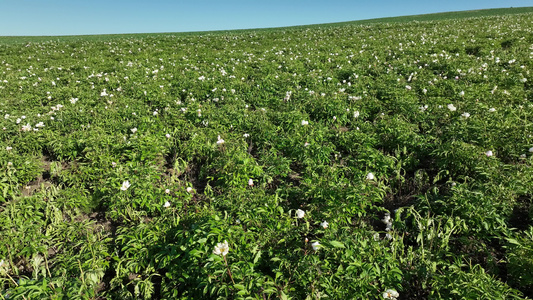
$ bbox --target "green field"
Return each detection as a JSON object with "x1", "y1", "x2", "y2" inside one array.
[{"x1": 1, "y1": 7, "x2": 533, "y2": 299}]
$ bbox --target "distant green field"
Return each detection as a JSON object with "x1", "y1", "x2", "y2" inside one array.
[{"x1": 1, "y1": 6, "x2": 532, "y2": 44}]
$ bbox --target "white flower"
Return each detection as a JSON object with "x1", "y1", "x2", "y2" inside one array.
[
  {"x1": 304, "y1": 142, "x2": 310, "y2": 147},
  {"x1": 296, "y1": 209, "x2": 305, "y2": 219},
  {"x1": 16, "y1": 118, "x2": 21, "y2": 124},
  {"x1": 165, "y1": 133, "x2": 171, "y2": 138},
  {"x1": 383, "y1": 289, "x2": 399, "y2": 299},
  {"x1": 186, "y1": 187, "x2": 193, "y2": 193},
  {"x1": 198, "y1": 76, "x2": 206, "y2": 81},
  {"x1": 405, "y1": 85, "x2": 411, "y2": 90},
  {"x1": 6, "y1": 146, "x2": 12, "y2": 151},
  {"x1": 447, "y1": 104, "x2": 457, "y2": 111},
  {"x1": 489, "y1": 108, "x2": 496, "y2": 112},
  {"x1": 131, "y1": 128, "x2": 137, "y2": 134},
  {"x1": 213, "y1": 240, "x2": 229, "y2": 256},
  {"x1": 120, "y1": 180, "x2": 131, "y2": 191},
  {"x1": 373, "y1": 233, "x2": 380, "y2": 241},
  {"x1": 0, "y1": 259, "x2": 9, "y2": 275},
  {"x1": 320, "y1": 221, "x2": 329, "y2": 229},
  {"x1": 248, "y1": 179, "x2": 254, "y2": 186},
  {"x1": 70, "y1": 98, "x2": 78, "y2": 104},
  {"x1": 216, "y1": 135, "x2": 225, "y2": 144},
  {"x1": 529, "y1": 147, "x2": 533, "y2": 153},
  {"x1": 100, "y1": 89, "x2": 108, "y2": 96},
  {"x1": 459, "y1": 91, "x2": 465, "y2": 97},
  {"x1": 520, "y1": 154, "x2": 527, "y2": 158},
  {"x1": 21, "y1": 123, "x2": 32, "y2": 132},
  {"x1": 163, "y1": 201, "x2": 171, "y2": 208},
  {"x1": 461, "y1": 112, "x2": 470, "y2": 119},
  {"x1": 311, "y1": 241, "x2": 320, "y2": 251},
  {"x1": 165, "y1": 189, "x2": 170, "y2": 194},
  {"x1": 521, "y1": 78, "x2": 527, "y2": 83},
  {"x1": 112, "y1": 162, "x2": 117, "y2": 168},
  {"x1": 485, "y1": 150, "x2": 493, "y2": 157},
  {"x1": 301, "y1": 120, "x2": 309, "y2": 126},
  {"x1": 243, "y1": 133, "x2": 250, "y2": 138},
  {"x1": 422, "y1": 88, "x2": 427, "y2": 94},
  {"x1": 35, "y1": 122, "x2": 45, "y2": 128},
  {"x1": 353, "y1": 111, "x2": 360, "y2": 118},
  {"x1": 382, "y1": 213, "x2": 391, "y2": 224},
  {"x1": 366, "y1": 172, "x2": 375, "y2": 180}
]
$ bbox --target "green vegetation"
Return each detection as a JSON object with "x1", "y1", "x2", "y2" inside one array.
[{"x1": 1, "y1": 8, "x2": 533, "y2": 299}]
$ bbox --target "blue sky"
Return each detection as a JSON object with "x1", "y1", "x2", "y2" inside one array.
[{"x1": 0, "y1": 0, "x2": 531, "y2": 36}]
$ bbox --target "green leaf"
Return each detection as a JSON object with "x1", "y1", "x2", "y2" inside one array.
[{"x1": 329, "y1": 241, "x2": 345, "y2": 248}]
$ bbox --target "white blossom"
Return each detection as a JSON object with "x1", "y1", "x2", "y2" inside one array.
[
  {"x1": 164, "y1": 201, "x2": 171, "y2": 208},
  {"x1": 21, "y1": 124, "x2": 32, "y2": 132},
  {"x1": 213, "y1": 240, "x2": 229, "y2": 256},
  {"x1": 383, "y1": 289, "x2": 399, "y2": 299},
  {"x1": 447, "y1": 104, "x2": 457, "y2": 111},
  {"x1": 120, "y1": 180, "x2": 131, "y2": 191},
  {"x1": 366, "y1": 172, "x2": 375, "y2": 180},
  {"x1": 320, "y1": 221, "x2": 329, "y2": 229},
  {"x1": 296, "y1": 209, "x2": 305, "y2": 219},
  {"x1": 301, "y1": 120, "x2": 309, "y2": 126},
  {"x1": 311, "y1": 241, "x2": 320, "y2": 251}
]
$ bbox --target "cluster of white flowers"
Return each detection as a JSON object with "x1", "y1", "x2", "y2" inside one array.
[
  {"x1": 301, "y1": 120, "x2": 309, "y2": 126},
  {"x1": 216, "y1": 135, "x2": 225, "y2": 144},
  {"x1": 447, "y1": 104, "x2": 457, "y2": 111},
  {"x1": 382, "y1": 213, "x2": 393, "y2": 232}
]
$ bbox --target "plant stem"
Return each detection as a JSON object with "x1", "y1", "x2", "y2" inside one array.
[{"x1": 223, "y1": 256, "x2": 235, "y2": 285}]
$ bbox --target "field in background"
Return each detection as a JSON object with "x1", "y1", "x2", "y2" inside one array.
[
  {"x1": 1, "y1": 7, "x2": 533, "y2": 43},
  {"x1": 1, "y1": 7, "x2": 533, "y2": 299}
]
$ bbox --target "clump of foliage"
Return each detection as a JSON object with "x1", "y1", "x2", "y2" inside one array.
[{"x1": 1, "y1": 9, "x2": 533, "y2": 299}]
